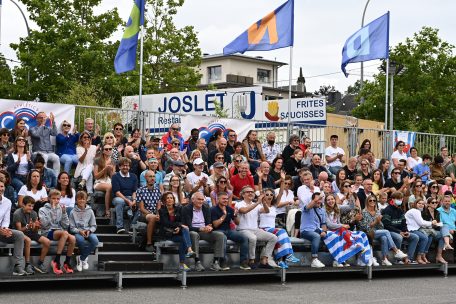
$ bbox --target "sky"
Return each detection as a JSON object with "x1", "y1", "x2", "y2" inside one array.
[{"x1": 0, "y1": 0, "x2": 455, "y2": 94}]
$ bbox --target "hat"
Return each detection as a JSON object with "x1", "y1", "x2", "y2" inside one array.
[
  {"x1": 148, "y1": 158, "x2": 158, "y2": 163},
  {"x1": 193, "y1": 158, "x2": 204, "y2": 165},
  {"x1": 213, "y1": 162, "x2": 225, "y2": 168},
  {"x1": 173, "y1": 160, "x2": 185, "y2": 167}
]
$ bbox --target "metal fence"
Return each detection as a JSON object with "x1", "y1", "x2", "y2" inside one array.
[{"x1": 74, "y1": 105, "x2": 456, "y2": 160}]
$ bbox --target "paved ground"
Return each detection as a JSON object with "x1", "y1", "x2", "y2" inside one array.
[{"x1": 0, "y1": 270, "x2": 455, "y2": 304}]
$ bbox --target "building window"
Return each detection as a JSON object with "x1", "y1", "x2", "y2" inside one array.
[
  {"x1": 208, "y1": 65, "x2": 222, "y2": 82},
  {"x1": 257, "y1": 69, "x2": 271, "y2": 83}
]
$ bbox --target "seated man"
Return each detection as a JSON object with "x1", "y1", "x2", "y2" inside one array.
[
  {"x1": 137, "y1": 170, "x2": 161, "y2": 252},
  {"x1": 211, "y1": 191, "x2": 250, "y2": 270},
  {"x1": 253, "y1": 161, "x2": 275, "y2": 192},
  {"x1": 308, "y1": 155, "x2": 333, "y2": 183},
  {"x1": 182, "y1": 192, "x2": 227, "y2": 271},
  {"x1": 0, "y1": 180, "x2": 26, "y2": 275},
  {"x1": 111, "y1": 157, "x2": 138, "y2": 234},
  {"x1": 34, "y1": 153, "x2": 57, "y2": 191}
]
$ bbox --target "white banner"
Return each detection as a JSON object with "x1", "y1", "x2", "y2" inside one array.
[
  {"x1": 0, "y1": 99, "x2": 76, "y2": 131},
  {"x1": 180, "y1": 114, "x2": 255, "y2": 143}
]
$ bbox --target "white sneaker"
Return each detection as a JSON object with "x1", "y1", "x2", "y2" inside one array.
[
  {"x1": 372, "y1": 257, "x2": 379, "y2": 267},
  {"x1": 357, "y1": 257, "x2": 367, "y2": 266},
  {"x1": 82, "y1": 258, "x2": 89, "y2": 270},
  {"x1": 394, "y1": 250, "x2": 408, "y2": 260},
  {"x1": 382, "y1": 258, "x2": 392, "y2": 266},
  {"x1": 332, "y1": 260, "x2": 344, "y2": 267},
  {"x1": 76, "y1": 256, "x2": 83, "y2": 272},
  {"x1": 268, "y1": 259, "x2": 280, "y2": 268},
  {"x1": 311, "y1": 258, "x2": 325, "y2": 268}
]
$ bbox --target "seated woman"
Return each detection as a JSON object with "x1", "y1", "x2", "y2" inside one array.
[
  {"x1": 158, "y1": 191, "x2": 196, "y2": 271},
  {"x1": 75, "y1": 131, "x2": 97, "y2": 192},
  {"x1": 55, "y1": 171, "x2": 76, "y2": 216},
  {"x1": 331, "y1": 169, "x2": 346, "y2": 195},
  {"x1": 93, "y1": 143, "x2": 116, "y2": 217},
  {"x1": 359, "y1": 194, "x2": 408, "y2": 266},
  {"x1": 404, "y1": 199, "x2": 435, "y2": 264},
  {"x1": 166, "y1": 175, "x2": 187, "y2": 206},
  {"x1": 258, "y1": 188, "x2": 300, "y2": 269},
  {"x1": 422, "y1": 197, "x2": 451, "y2": 263},
  {"x1": 18, "y1": 169, "x2": 48, "y2": 212},
  {"x1": 210, "y1": 176, "x2": 233, "y2": 207},
  {"x1": 7, "y1": 135, "x2": 33, "y2": 192},
  {"x1": 324, "y1": 193, "x2": 374, "y2": 267},
  {"x1": 283, "y1": 149, "x2": 304, "y2": 177}
]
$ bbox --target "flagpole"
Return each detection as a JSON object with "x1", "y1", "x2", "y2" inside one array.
[
  {"x1": 384, "y1": 58, "x2": 389, "y2": 156},
  {"x1": 287, "y1": 46, "x2": 293, "y2": 141},
  {"x1": 138, "y1": 24, "x2": 144, "y2": 133}
]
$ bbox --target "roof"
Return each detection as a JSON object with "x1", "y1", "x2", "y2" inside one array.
[{"x1": 201, "y1": 53, "x2": 288, "y2": 66}]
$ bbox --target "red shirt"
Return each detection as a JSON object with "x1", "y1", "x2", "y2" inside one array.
[{"x1": 230, "y1": 174, "x2": 254, "y2": 198}]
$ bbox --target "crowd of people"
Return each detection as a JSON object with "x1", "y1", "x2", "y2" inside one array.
[{"x1": 0, "y1": 113, "x2": 455, "y2": 276}]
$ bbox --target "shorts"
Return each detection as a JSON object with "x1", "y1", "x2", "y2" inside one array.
[
  {"x1": 24, "y1": 230, "x2": 42, "y2": 242},
  {"x1": 47, "y1": 230, "x2": 60, "y2": 240},
  {"x1": 138, "y1": 215, "x2": 148, "y2": 223}
]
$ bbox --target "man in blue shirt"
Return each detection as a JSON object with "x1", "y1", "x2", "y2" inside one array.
[
  {"x1": 112, "y1": 157, "x2": 138, "y2": 234},
  {"x1": 300, "y1": 192, "x2": 326, "y2": 268},
  {"x1": 437, "y1": 195, "x2": 456, "y2": 246},
  {"x1": 413, "y1": 154, "x2": 431, "y2": 184}
]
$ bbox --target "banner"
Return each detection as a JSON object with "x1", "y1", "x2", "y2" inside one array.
[
  {"x1": 0, "y1": 99, "x2": 76, "y2": 131},
  {"x1": 180, "y1": 114, "x2": 255, "y2": 143}
]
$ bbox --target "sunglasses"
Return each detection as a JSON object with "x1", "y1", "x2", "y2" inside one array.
[
  {"x1": 172, "y1": 128, "x2": 180, "y2": 131},
  {"x1": 115, "y1": 127, "x2": 123, "y2": 131},
  {"x1": 1, "y1": 133, "x2": 10, "y2": 137},
  {"x1": 415, "y1": 184, "x2": 422, "y2": 187},
  {"x1": 343, "y1": 185, "x2": 351, "y2": 188},
  {"x1": 264, "y1": 193, "x2": 274, "y2": 197},
  {"x1": 430, "y1": 201, "x2": 438, "y2": 204},
  {"x1": 63, "y1": 124, "x2": 71, "y2": 127},
  {"x1": 217, "y1": 157, "x2": 225, "y2": 160},
  {"x1": 173, "y1": 143, "x2": 179, "y2": 145},
  {"x1": 82, "y1": 136, "x2": 90, "y2": 139},
  {"x1": 393, "y1": 172, "x2": 400, "y2": 175},
  {"x1": 432, "y1": 186, "x2": 439, "y2": 189},
  {"x1": 361, "y1": 163, "x2": 368, "y2": 166},
  {"x1": 284, "y1": 182, "x2": 292, "y2": 185},
  {"x1": 235, "y1": 159, "x2": 243, "y2": 163},
  {"x1": 104, "y1": 148, "x2": 113, "y2": 151},
  {"x1": 229, "y1": 134, "x2": 236, "y2": 137},
  {"x1": 368, "y1": 199, "x2": 376, "y2": 203},
  {"x1": 16, "y1": 138, "x2": 26, "y2": 142},
  {"x1": 105, "y1": 136, "x2": 114, "y2": 139},
  {"x1": 218, "y1": 181, "x2": 227, "y2": 184}
]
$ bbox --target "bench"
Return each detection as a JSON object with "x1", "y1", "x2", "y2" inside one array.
[{"x1": 0, "y1": 240, "x2": 104, "y2": 255}]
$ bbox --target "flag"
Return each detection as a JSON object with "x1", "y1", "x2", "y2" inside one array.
[
  {"x1": 223, "y1": 0, "x2": 294, "y2": 55},
  {"x1": 323, "y1": 229, "x2": 372, "y2": 264},
  {"x1": 114, "y1": 0, "x2": 146, "y2": 74},
  {"x1": 341, "y1": 12, "x2": 390, "y2": 77}
]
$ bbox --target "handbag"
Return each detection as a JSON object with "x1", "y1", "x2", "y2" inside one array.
[{"x1": 419, "y1": 227, "x2": 439, "y2": 238}]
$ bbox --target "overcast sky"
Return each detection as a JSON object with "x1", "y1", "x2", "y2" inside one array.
[{"x1": 1, "y1": 0, "x2": 454, "y2": 93}]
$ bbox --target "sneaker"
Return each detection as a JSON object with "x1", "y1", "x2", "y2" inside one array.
[
  {"x1": 333, "y1": 260, "x2": 344, "y2": 267},
  {"x1": 381, "y1": 258, "x2": 392, "y2": 266},
  {"x1": 310, "y1": 258, "x2": 325, "y2": 268},
  {"x1": 12, "y1": 265, "x2": 27, "y2": 276},
  {"x1": 63, "y1": 263, "x2": 74, "y2": 274},
  {"x1": 185, "y1": 251, "x2": 196, "y2": 259},
  {"x1": 239, "y1": 260, "x2": 251, "y2": 270},
  {"x1": 117, "y1": 228, "x2": 126, "y2": 234},
  {"x1": 195, "y1": 261, "x2": 205, "y2": 272},
  {"x1": 268, "y1": 259, "x2": 280, "y2": 268},
  {"x1": 248, "y1": 262, "x2": 258, "y2": 270},
  {"x1": 145, "y1": 244, "x2": 155, "y2": 253},
  {"x1": 82, "y1": 258, "x2": 89, "y2": 270},
  {"x1": 286, "y1": 254, "x2": 300, "y2": 263},
  {"x1": 219, "y1": 260, "x2": 230, "y2": 271},
  {"x1": 179, "y1": 263, "x2": 190, "y2": 272},
  {"x1": 25, "y1": 264, "x2": 35, "y2": 275},
  {"x1": 258, "y1": 262, "x2": 274, "y2": 269},
  {"x1": 277, "y1": 261, "x2": 289, "y2": 269},
  {"x1": 51, "y1": 261, "x2": 63, "y2": 275},
  {"x1": 372, "y1": 257, "x2": 380, "y2": 267},
  {"x1": 210, "y1": 261, "x2": 222, "y2": 271},
  {"x1": 394, "y1": 250, "x2": 408, "y2": 260},
  {"x1": 76, "y1": 256, "x2": 83, "y2": 272},
  {"x1": 408, "y1": 259, "x2": 418, "y2": 265},
  {"x1": 33, "y1": 263, "x2": 48, "y2": 274},
  {"x1": 343, "y1": 262, "x2": 351, "y2": 267}
]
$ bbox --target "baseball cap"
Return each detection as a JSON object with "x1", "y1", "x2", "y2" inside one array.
[
  {"x1": 193, "y1": 158, "x2": 204, "y2": 165},
  {"x1": 173, "y1": 160, "x2": 185, "y2": 167},
  {"x1": 213, "y1": 162, "x2": 225, "y2": 168}
]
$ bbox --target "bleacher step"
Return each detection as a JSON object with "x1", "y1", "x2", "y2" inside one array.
[
  {"x1": 96, "y1": 225, "x2": 117, "y2": 234},
  {"x1": 98, "y1": 252, "x2": 155, "y2": 262},
  {"x1": 94, "y1": 217, "x2": 111, "y2": 225},
  {"x1": 100, "y1": 261, "x2": 163, "y2": 271},
  {"x1": 99, "y1": 242, "x2": 141, "y2": 252},
  {"x1": 97, "y1": 234, "x2": 131, "y2": 242}
]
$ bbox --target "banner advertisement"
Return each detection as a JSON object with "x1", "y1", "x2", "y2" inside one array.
[{"x1": 394, "y1": 131, "x2": 416, "y2": 154}]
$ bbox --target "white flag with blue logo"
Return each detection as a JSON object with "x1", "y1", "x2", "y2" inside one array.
[{"x1": 341, "y1": 12, "x2": 390, "y2": 77}]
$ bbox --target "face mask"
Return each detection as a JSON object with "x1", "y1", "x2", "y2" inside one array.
[
  {"x1": 394, "y1": 199, "x2": 402, "y2": 206},
  {"x1": 268, "y1": 140, "x2": 275, "y2": 145},
  {"x1": 417, "y1": 207, "x2": 423, "y2": 211}
]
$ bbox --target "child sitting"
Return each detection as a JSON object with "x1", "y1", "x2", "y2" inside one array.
[
  {"x1": 13, "y1": 196, "x2": 51, "y2": 274},
  {"x1": 39, "y1": 189, "x2": 76, "y2": 274},
  {"x1": 69, "y1": 191, "x2": 99, "y2": 272}
]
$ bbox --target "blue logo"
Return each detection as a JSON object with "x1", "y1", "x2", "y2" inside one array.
[{"x1": 0, "y1": 107, "x2": 50, "y2": 129}]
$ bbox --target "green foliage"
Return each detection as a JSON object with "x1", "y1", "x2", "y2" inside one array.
[
  {"x1": 213, "y1": 100, "x2": 228, "y2": 118},
  {"x1": 352, "y1": 27, "x2": 456, "y2": 133},
  {"x1": 314, "y1": 85, "x2": 336, "y2": 96},
  {"x1": 0, "y1": 54, "x2": 14, "y2": 98}
]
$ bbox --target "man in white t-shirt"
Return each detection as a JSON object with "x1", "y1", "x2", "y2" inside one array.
[
  {"x1": 235, "y1": 186, "x2": 277, "y2": 269},
  {"x1": 297, "y1": 171, "x2": 322, "y2": 209},
  {"x1": 325, "y1": 134, "x2": 345, "y2": 175},
  {"x1": 185, "y1": 158, "x2": 210, "y2": 198}
]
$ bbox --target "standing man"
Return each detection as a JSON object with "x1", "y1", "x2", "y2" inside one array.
[
  {"x1": 161, "y1": 123, "x2": 184, "y2": 151},
  {"x1": 230, "y1": 162, "x2": 255, "y2": 200},
  {"x1": 111, "y1": 157, "x2": 138, "y2": 234},
  {"x1": 325, "y1": 135, "x2": 345, "y2": 175},
  {"x1": 137, "y1": 170, "x2": 162, "y2": 252},
  {"x1": 226, "y1": 130, "x2": 237, "y2": 155},
  {"x1": 262, "y1": 131, "x2": 280, "y2": 164},
  {"x1": 84, "y1": 118, "x2": 101, "y2": 146},
  {"x1": 185, "y1": 128, "x2": 200, "y2": 157},
  {"x1": 29, "y1": 112, "x2": 60, "y2": 176},
  {"x1": 208, "y1": 138, "x2": 231, "y2": 168},
  {"x1": 0, "y1": 181, "x2": 26, "y2": 275}
]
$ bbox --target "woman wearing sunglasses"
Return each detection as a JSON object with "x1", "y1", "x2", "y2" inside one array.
[
  {"x1": 422, "y1": 197, "x2": 451, "y2": 263},
  {"x1": 94, "y1": 143, "x2": 117, "y2": 217},
  {"x1": 426, "y1": 181, "x2": 441, "y2": 200},
  {"x1": 210, "y1": 177, "x2": 233, "y2": 207},
  {"x1": 56, "y1": 120, "x2": 79, "y2": 174}
]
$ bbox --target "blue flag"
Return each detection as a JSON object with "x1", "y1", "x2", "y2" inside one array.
[
  {"x1": 223, "y1": 0, "x2": 294, "y2": 55},
  {"x1": 341, "y1": 12, "x2": 390, "y2": 77},
  {"x1": 114, "y1": 0, "x2": 145, "y2": 74}
]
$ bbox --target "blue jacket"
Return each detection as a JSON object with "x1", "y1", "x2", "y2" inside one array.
[{"x1": 56, "y1": 133, "x2": 79, "y2": 156}]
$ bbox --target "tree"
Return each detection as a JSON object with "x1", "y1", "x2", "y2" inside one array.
[
  {"x1": 142, "y1": 0, "x2": 202, "y2": 94},
  {"x1": 314, "y1": 85, "x2": 336, "y2": 96},
  {"x1": 346, "y1": 80, "x2": 365, "y2": 95},
  {"x1": 352, "y1": 27, "x2": 456, "y2": 134},
  {"x1": 0, "y1": 54, "x2": 14, "y2": 98}
]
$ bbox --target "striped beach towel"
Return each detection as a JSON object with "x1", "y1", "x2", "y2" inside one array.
[
  {"x1": 262, "y1": 227, "x2": 294, "y2": 260},
  {"x1": 324, "y1": 228, "x2": 372, "y2": 264}
]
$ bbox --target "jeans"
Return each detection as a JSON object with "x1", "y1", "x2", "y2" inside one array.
[
  {"x1": 60, "y1": 154, "x2": 78, "y2": 174},
  {"x1": 300, "y1": 230, "x2": 321, "y2": 257},
  {"x1": 75, "y1": 233, "x2": 99, "y2": 260},
  {"x1": 374, "y1": 229, "x2": 397, "y2": 258},
  {"x1": 219, "y1": 229, "x2": 249, "y2": 263},
  {"x1": 0, "y1": 230, "x2": 24, "y2": 267},
  {"x1": 410, "y1": 230, "x2": 429, "y2": 254},
  {"x1": 11, "y1": 176, "x2": 27, "y2": 193},
  {"x1": 390, "y1": 231, "x2": 419, "y2": 259},
  {"x1": 34, "y1": 152, "x2": 60, "y2": 176},
  {"x1": 238, "y1": 229, "x2": 277, "y2": 260},
  {"x1": 328, "y1": 166, "x2": 341, "y2": 176},
  {"x1": 112, "y1": 196, "x2": 132, "y2": 229},
  {"x1": 170, "y1": 227, "x2": 192, "y2": 262}
]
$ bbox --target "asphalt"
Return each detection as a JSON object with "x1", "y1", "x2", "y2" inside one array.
[{"x1": 0, "y1": 270, "x2": 455, "y2": 304}]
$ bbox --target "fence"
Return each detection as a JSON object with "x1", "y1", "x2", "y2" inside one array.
[{"x1": 74, "y1": 105, "x2": 456, "y2": 160}]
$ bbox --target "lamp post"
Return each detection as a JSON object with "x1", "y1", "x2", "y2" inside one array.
[{"x1": 359, "y1": 0, "x2": 371, "y2": 103}]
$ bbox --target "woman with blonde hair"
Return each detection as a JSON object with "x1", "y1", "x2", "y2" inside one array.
[
  {"x1": 75, "y1": 131, "x2": 97, "y2": 192},
  {"x1": 94, "y1": 143, "x2": 117, "y2": 217}
]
